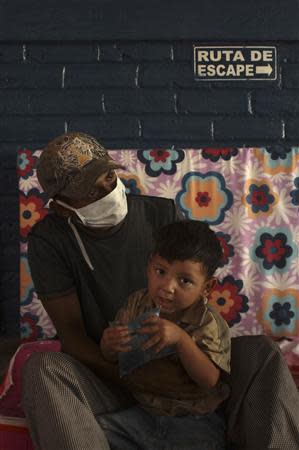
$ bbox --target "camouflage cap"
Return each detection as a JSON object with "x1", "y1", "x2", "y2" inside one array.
[{"x1": 37, "y1": 132, "x2": 125, "y2": 199}]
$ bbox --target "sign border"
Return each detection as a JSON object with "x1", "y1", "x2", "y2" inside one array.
[{"x1": 193, "y1": 45, "x2": 277, "y2": 81}]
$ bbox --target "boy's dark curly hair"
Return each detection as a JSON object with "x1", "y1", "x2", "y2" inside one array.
[{"x1": 153, "y1": 220, "x2": 223, "y2": 278}]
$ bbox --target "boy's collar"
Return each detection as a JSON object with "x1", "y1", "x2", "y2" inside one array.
[
  {"x1": 146, "y1": 292, "x2": 207, "y2": 326},
  {"x1": 177, "y1": 300, "x2": 208, "y2": 326}
]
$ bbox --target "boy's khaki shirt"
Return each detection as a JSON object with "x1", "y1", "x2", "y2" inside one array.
[{"x1": 115, "y1": 289, "x2": 231, "y2": 416}]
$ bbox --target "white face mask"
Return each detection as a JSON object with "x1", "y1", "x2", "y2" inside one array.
[{"x1": 55, "y1": 177, "x2": 128, "y2": 228}]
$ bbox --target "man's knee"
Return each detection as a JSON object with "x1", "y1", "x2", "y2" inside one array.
[
  {"x1": 24, "y1": 350, "x2": 59, "y2": 378},
  {"x1": 22, "y1": 351, "x2": 71, "y2": 398}
]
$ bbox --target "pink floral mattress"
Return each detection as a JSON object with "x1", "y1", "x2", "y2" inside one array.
[{"x1": 18, "y1": 148, "x2": 299, "y2": 341}]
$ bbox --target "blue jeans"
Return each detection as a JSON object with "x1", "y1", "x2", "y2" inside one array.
[{"x1": 97, "y1": 405, "x2": 226, "y2": 450}]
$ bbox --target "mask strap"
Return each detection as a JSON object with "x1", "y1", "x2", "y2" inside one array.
[
  {"x1": 67, "y1": 217, "x2": 94, "y2": 271},
  {"x1": 55, "y1": 198, "x2": 76, "y2": 211},
  {"x1": 55, "y1": 198, "x2": 86, "y2": 225}
]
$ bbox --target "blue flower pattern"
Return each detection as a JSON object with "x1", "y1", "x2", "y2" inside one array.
[{"x1": 137, "y1": 149, "x2": 185, "y2": 177}]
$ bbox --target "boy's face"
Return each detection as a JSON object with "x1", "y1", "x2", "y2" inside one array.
[{"x1": 147, "y1": 254, "x2": 214, "y2": 316}]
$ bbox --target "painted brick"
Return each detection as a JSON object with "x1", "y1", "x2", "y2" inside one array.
[
  {"x1": 65, "y1": 64, "x2": 137, "y2": 88},
  {"x1": 0, "y1": 117, "x2": 65, "y2": 141},
  {"x1": 100, "y1": 42, "x2": 171, "y2": 62},
  {"x1": 0, "y1": 64, "x2": 63, "y2": 89},
  {"x1": 214, "y1": 118, "x2": 283, "y2": 141},
  {"x1": 104, "y1": 89, "x2": 174, "y2": 113},
  {"x1": 0, "y1": 143, "x2": 45, "y2": 171},
  {"x1": 26, "y1": 43, "x2": 98, "y2": 63},
  {"x1": 0, "y1": 302, "x2": 19, "y2": 336},
  {"x1": 29, "y1": 90, "x2": 104, "y2": 114},
  {"x1": 0, "y1": 145, "x2": 24, "y2": 169},
  {"x1": 279, "y1": 43, "x2": 299, "y2": 63},
  {"x1": 0, "y1": 197, "x2": 18, "y2": 221},
  {"x1": 142, "y1": 116, "x2": 211, "y2": 140},
  {"x1": 0, "y1": 91, "x2": 29, "y2": 114},
  {"x1": 178, "y1": 90, "x2": 248, "y2": 114},
  {"x1": 68, "y1": 116, "x2": 139, "y2": 139},
  {"x1": 0, "y1": 222, "x2": 18, "y2": 244},
  {"x1": 140, "y1": 62, "x2": 195, "y2": 87},
  {"x1": 283, "y1": 64, "x2": 299, "y2": 88},
  {"x1": 121, "y1": 43, "x2": 172, "y2": 61},
  {"x1": 0, "y1": 272, "x2": 19, "y2": 301},
  {"x1": 0, "y1": 296, "x2": 19, "y2": 336},
  {"x1": 0, "y1": 170, "x2": 18, "y2": 195},
  {"x1": 99, "y1": 44, "x2": 123, "y2": 62},
  {"x1": 102, "y1": 139, "x2": 209, "y2": 149},
  {"x1": 207, "y1": 80, "x2": 279, "y2": 89},
  {"x1": 173, "y1": 43, "x2": 193, "y2": 62},
  {"x1": 286, "y1": 119, "x2": 299, "y2": 140},
  {"x1": 103, "y1": 139, "x2": 171, "y2": 149},
  {"x1": 141, "y1": 63, "x2": 279, "y2": 89},
  {"x1": 0, "y1": 294, "x2": 19, "y2": 317},
  {"x1": 0, "y1": 44, "x2": 23, "y2": 62},
  {"x1": 0, "y1": 246, "x2": 18, "y2": 272},
  {"x1": 255, "y1": 90, "x2": 299, "y2": 114},
  {"x1": 2, "y1": 1, "x2": 299, "y2": 41}
]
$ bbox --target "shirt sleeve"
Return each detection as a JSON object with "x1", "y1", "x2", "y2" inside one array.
[
  {"x1": 28, "y1": 232, "x2": 75, "y2": 299},
  {"x1": 174, "y1": 202, "x2": 186, "y2": 221},
  {"x1": 191, "y1": 308, "x2": 231, "y2": 374},
  {"x1": 113, "y1": 302, "x2": 131, "y2": 325},
  {"x1": 114, "y1": 289, "x2": 148, "y2": 324}
]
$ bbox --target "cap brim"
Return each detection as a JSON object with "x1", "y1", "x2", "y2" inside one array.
[{"x1": 60, "y1": 159, "x2": 126, "y2": 199}]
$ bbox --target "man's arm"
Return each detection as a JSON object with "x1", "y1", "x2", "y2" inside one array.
[
  {"x1": 40, "y1": 292, "x2": 120, "y2": 382},
  {"x1": 41, "y1": 292, "x2": 203, "y2": 396}
]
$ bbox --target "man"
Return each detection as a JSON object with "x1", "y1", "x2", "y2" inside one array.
[{"x1": 22, "y1": 132, "x2": 181, "y2": 450}]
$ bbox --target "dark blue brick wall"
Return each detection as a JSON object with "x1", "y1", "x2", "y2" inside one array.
[
  {"x1": 1, "y1": 1, "x2": 299, "y2": 41},
  {"x1": 1, "y1": 41, "x2": 299, "y2": 149},
  {"x1": 1, "y1": 1, "x2": 299, "y2": 337}
]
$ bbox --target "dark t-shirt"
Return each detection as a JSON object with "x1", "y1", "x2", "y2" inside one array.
[{"x1": 28, "y1": 195, "x2": 179, "y2": 342}]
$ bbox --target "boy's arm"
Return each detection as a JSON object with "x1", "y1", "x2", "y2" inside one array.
[
  {"x1": 140, "y1": 316, "x2": 221, "y2": 388},
  {"x1": 40, "y1": 290, "x2": 196, "y2": 394},
  {"x1": 176, "y1": 312, "x2": 231, "y2": 388},
  {"x1": 138, "y1": 311, "x2": 230, "y2": 391},
  {"x1": 176, "y1": 331, "x2": 220, "y2": 388}
]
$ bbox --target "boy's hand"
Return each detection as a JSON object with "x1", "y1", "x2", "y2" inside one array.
[
  {"x1": 100, "y1": 324, "x2": 132, "y2": 360},
  {"x1": 138, "y1": 315, "x2": 184, "y2": 353}
]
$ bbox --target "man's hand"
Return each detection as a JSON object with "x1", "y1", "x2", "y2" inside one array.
[{"x1": 138, "y1": 315, "x2": 184, "y2": 353}]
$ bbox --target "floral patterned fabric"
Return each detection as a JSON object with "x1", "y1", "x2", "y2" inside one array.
[{"x1": 18, "y1": 148, "x2": 299, "y2": 341}]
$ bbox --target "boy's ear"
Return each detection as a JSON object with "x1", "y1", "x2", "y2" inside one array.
[{"x1": 204, "y1": 277, "x2": 217, "y2": 297}]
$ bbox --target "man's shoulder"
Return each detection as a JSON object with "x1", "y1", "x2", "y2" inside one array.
[
  {"x1": 29, "y1": 213, "x2": 67, "y2": 239},
  {"x1": 128, "y1": 194, "x2": 175, "y2": 208},
  {"x1": 127, "y1": 195, "x2": 177, "y2": 222}
]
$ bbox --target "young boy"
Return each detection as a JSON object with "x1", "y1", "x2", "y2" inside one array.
[{"x1": 100, "y1": 220, "x2": 231, "y2": 450}]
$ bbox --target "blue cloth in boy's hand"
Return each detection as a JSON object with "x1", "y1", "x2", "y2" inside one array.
[{"x1": 118, "y1": 307, "x2": 176, "y2": 377}]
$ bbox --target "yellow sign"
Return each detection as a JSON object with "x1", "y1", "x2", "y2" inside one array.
[{"x1": 194, "y1": 46, "x2": 277, "y2": 81}]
